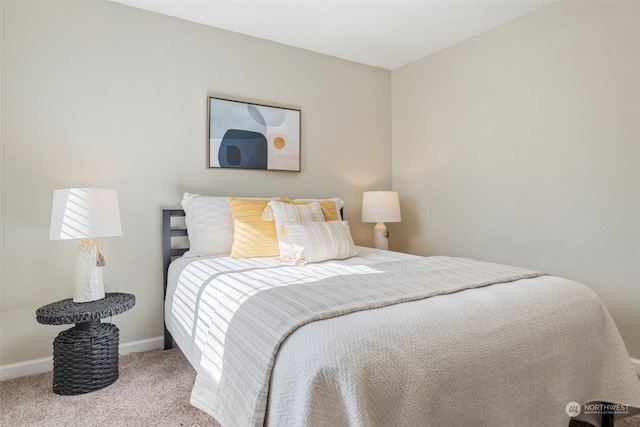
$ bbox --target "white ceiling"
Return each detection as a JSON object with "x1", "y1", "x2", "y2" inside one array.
[{"x1": 111, "y1": 0, "x2": 557, "y2": 70}]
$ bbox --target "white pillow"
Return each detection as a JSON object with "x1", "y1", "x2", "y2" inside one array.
[
  {"x1": 268, "y1": 200, "x2": 324, "y2": 233},
  {"x1": 293, "y1": 198, "x2": 344, "y2": 220},
  {"x1": 181, "y1": 192, "x2": 233, "y2": 257},
  {"x1": 267, "y1": 200, "x2": 325, "y2": 257},
  {"x1": 279, "y1": 220, "x2": 358, "y2": 265}
]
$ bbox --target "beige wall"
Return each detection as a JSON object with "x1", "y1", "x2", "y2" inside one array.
[
  {"x1": 0, "y1": 1, "x2": 391, "y2": 365},
  {"x1": 2, "y1": 0, "x2": 638, "y2": 369},
  {"x1": 392, "y1": 1, "x2": 640, "y2": 358}
]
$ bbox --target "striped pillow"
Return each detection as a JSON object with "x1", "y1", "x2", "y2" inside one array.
[
  {"x1": 293, "y1": 198, "x2": 343, "y2": 221},
  {"x1": 268, "y1": 200, "x2": 325, "y2": 234},
  {"x1": 280, "y1": 220, "x2": 357, "y2": 265}
]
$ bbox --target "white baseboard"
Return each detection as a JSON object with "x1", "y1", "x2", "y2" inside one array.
[
  {"x1": 119, "y1": 336, "x2": 164, "y2": 356},
  {"x1": 631, "y1": 357, "x2": 640, "y2": 375},
  {"x1": 0, "y1": 336, "x2": 164, "y2": 382},
  {"x1": 0, "y1": 356, "x2": 54, "y2": 382}
]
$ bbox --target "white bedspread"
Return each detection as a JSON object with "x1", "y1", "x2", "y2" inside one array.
[{"x1": 166, "y1": 250, "x2": 640, "y2": 427}]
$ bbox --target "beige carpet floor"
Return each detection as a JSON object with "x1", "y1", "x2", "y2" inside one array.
[
  {"x1": 1, "y1": 348, "x2": 217, "y2": 426},
  {"x1": 1, "y1": 348, "x2": 638, "y2": 427}
]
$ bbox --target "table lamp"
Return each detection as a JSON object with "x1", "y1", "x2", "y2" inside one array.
[
  {"x1": 49, "y1": 188, "x2": 122, "y2": 303},
  {"x1": 361, "y1": 191, "x2": 401, "y2": 250}
]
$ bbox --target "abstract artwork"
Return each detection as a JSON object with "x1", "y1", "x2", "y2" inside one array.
[{"x1": 207, "y1": 97, "x2": 301, "y2": 171}]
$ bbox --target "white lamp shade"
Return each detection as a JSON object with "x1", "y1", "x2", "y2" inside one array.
[
  {"x1": 50, "y1": 188, "x2": 122, "y2": 240},
  {"x1": 361, "y1": 191, "x2": 401, "y2": 223}
]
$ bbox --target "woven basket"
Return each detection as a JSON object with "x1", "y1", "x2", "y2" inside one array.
[{"x1": 52, "y1": 322, "x2": 119, "y2": 395}]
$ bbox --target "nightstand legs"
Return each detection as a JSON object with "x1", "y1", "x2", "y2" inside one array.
[{"x1": 52, "y1": 320, "x2": 119, "y2": 395}]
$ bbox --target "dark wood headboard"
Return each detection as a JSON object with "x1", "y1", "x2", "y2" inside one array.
[{"x1": 162, "y1": 208, "x2": 188, "y2": 350}]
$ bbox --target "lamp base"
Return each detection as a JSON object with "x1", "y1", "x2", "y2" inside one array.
[
  {"x1": 74, "y1": 238, "x2": 105, "y2": 303},
  {"x1": 373, "y1": 222, "x2": 389, "y2": 251}
]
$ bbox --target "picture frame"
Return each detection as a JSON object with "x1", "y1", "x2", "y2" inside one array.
[{"x1": 207, "y1": 96, "x2": 301, "y2": 171}]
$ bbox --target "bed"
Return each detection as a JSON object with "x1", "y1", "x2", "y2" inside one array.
[{"x1": 162, "y1": 194, "x2": 640, "y2": 427}]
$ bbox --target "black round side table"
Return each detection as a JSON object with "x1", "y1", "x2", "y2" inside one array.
[{"x1": 36, "y1": 292, "x2": 135, "y2": 395}]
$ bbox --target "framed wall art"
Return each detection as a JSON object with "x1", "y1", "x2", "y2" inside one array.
[{"x1": 207, "y1": 97, "x2": 301, "y2": 171}]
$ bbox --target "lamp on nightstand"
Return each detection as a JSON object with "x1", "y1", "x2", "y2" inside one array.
[
  {"x1": 49, "y1": 188, "x2": 122, "y2": 303},
  {"x1": 361, "y1": 191, "x2": 401, "y2": 250}
]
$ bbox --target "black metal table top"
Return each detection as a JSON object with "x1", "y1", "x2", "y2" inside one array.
[{"x1": 36, "y1": 292, "x2": 135, "y2": 325}]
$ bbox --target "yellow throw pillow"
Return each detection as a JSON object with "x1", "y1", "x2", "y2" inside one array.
[{"x1": 228, "y1": 197, "x2": 283, "y2": 258}]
